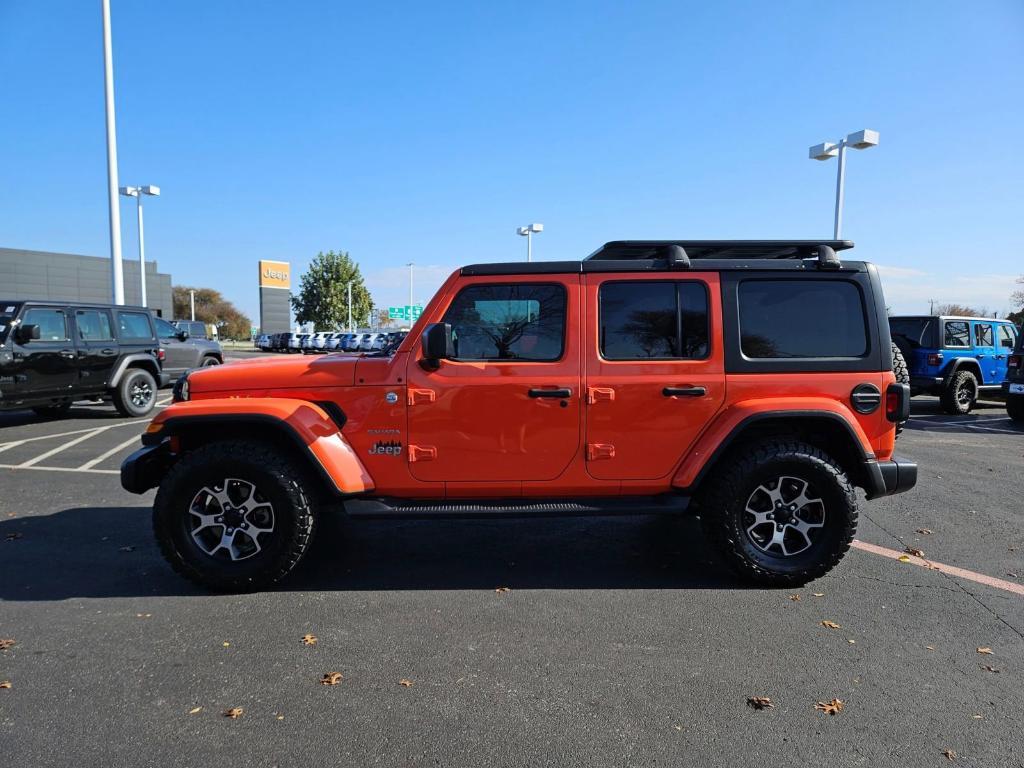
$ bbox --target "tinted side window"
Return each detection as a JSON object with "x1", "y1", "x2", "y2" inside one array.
[
  {"x1": 155, "y1": 318, "x2": 178, "y2": 337},
  {"x1": 23, "y1": 308, "x2": 68, "y2": 341},
  {"x1": 443, "y1": 283, "x2": 565, "y2": 361},
  {"x1": 738, "y1": 280, "x2": 867, "y2": 358},
  {"x1": 600, "y1": 281, "x2": 709, "y2": 360},
  {"x1": 117, "y1": 311, "x2": 154, "y2": 341},
  {"x1": 944, "y1": 321, "x2": 970, "y2": 348},
  {"x1": 974, "y1": 323, "x2": 994, "y2": 347},
  {"x1": 998, "y1": 325, "x2": 1016, "y2": 350},
  {"x1": 76, "y1": 310, "x2": 114, "y2": 341}
]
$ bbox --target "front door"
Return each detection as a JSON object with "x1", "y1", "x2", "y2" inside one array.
[
  {"x1": 583, "y1": 273, "x2": 726, "y2": 481},
  {"x1": 155, "y1": 317, "x2": 194, "y2": 377},
  {"x1": 72, "y1": 308, "x2": 120, "y2": 393},
  {"x1": 13, "y1": 306, "x2": 78, "y2": 400},
  {"x1": 405, "y1": 277, "x2": 581, "y2": 484},
  {"x1": 972, "y1": 321, "x2": 997, "y2": 384}
]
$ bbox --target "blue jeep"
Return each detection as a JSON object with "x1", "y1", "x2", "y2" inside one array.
[{"x1": 889, "y1": 315, "x2": 1019, "y2": 414}]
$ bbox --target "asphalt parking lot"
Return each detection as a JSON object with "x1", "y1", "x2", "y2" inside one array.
[{"x1": 1, "y1": 378, "x2": 1022, "y2": 767}]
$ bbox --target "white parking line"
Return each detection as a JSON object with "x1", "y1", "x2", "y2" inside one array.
[
  {"x1": 0, "y1": 419, "x2": 149, "y2": 449},
  {"x1": 0, "y1": 463, "x2": 119, "y2": 475},
  {"x1": 17, "y1": 428, "x2": 107, "y2": 467},
  {"x1": 77, "y1": 434, "x2": 141, "y2": 471}
]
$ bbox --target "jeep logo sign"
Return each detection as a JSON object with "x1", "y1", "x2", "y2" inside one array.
[{"x1": 258, "y1": 260, "x2": 290, "y2": 289}]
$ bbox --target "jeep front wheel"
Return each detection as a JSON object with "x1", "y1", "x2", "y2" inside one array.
[
  {"x1": 940, "y1": 369, "x2": 977, "y2": 415},
  {"x1": 153, "y1": 440, "x2": 317, "y2": 591},
  {"x1": 698, "y1": 440, "x2": 857, "y2": 587}
]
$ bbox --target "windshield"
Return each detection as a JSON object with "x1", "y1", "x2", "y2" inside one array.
[
  {"x1": 889, "y1": 317, "x2": 935, "y2": 348},
  {"x1": 0, "y1": 302, "x2": 22, "y2": 344}
]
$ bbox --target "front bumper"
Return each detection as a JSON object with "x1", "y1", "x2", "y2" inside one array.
[
  {"x1": 120, "y1": 441, "x2": 171, "y2": 494},
  {"x1": 865, "y1": 456, "x2": 918, "y2": 499}
]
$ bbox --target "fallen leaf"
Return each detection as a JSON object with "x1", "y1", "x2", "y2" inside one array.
[
  {"x1": 5, "y1": 532, "x2": 23, "y2": 541},
  {"x1": 942, "y1": 748, "x2": 956, "y2": 760},
  {"x1": 672, "y1": 725, "x2": 682, "y2": 731},
  {"x1": 222, "y1": 642, "x2": 230, "y2": 648},
  {"x1": 495, "y1": 586, "x2": 511, "y2": 594},
  {"x1": 1007, "y1": 573, "x2": 1018, "y2": 579},
  {"x1": 971, "y1": 715, "x2": 983, "y2": 720},
  {"x1": 788, "y1": 594, "x2": 801, "y2": 601},
  {"x1": 136, "y1": 613, "x2": 152, "y2": 618},
  {"x1": 0, "y1": 681, "x2": 10, "y2": 689},
  {"x1": 746, "y1": 696, "x2": 774, "y2": 710},
  {"x1": 915, "y1": 528, "x2": 933, "y2": 535},
  {"x1": 898, "y1": 555, "x2": 912, "y2": 563},
  {"x1": 0, "y1": 638, "x2": 14, "y2": 651},
  {"x1": 188, "y1": 706, "x2": 203, "y2": 715},
  {"x1": 926, "y1": 646, "x2": 935, "y2": 651},
  {"x1": 814, "y1": 698, "x2": 844, "y2": 716},
  {"x1": 977, "y1": 647, "x2": 993, "y2": 655},
  {"x1": 980, "y1": 665, "x2": 999, "y2": 673},
  {"x1": 398, "y1": 678, "x2": 414, "y2": 687},
  {"x1": 276, "y1": 715, "x2": 284, "y2": 720},
  {"x1": 904, "y1": 546, "x2": 925, "y2": 558},
  {"x1": 812, "y1": 592, "x2": 825, "y2": 597},
  {"x1": 119, "y1": 545, "x2": 135, "y2": 552},
  {"x1": 848, "y1": 639, "x2": 856, "y2": 644},
  {"x1": 320, "y1": 671, "x2": 343, "y2": 686},
  {"x1": 821, "y1": 620, "x2": 841, "y2": 629},
  {"x1": 223, "y1": 707, "x2": 244, "y2": 719},
  {"x1": 302, "y1": 634, "x2": 318, "y2": 646}
]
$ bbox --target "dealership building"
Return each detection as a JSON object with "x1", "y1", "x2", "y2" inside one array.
[{"x1": 0, "y1": 246, "x2": 174, "y2": 317}]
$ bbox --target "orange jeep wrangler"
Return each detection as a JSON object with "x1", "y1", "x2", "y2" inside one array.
[{"x1": 122, "y1": 240, "x2": 916, "y2": 591}]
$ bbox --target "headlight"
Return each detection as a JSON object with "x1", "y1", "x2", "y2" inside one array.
[{"x1": 172, "y1": 372, "x2": 190, "y2": 402}]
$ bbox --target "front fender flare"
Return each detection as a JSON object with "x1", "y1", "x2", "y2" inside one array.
[{"x1": 142, "y1": 398, "x2": 374, "y2": 496}]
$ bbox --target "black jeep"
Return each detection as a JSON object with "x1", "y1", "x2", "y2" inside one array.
[{"x1": 0, "y1": 300, "x2": 169, "y2": 418}]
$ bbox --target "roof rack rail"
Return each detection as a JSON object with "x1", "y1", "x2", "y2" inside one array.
[{"x1": 585, "y1": 240, "x2": 854, "y2": 263}]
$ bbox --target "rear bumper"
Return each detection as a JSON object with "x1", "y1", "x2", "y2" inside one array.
[
  {"x1": 865, "y1": 456, "x2": 918, "y2": 499},
  {"x1": 158, "y1": 372, "x2": 171, "y2": 388},
  {"x1": 120, "y1": 441, "x2": 171, "y2": 494},
  {"x1": 910, "y1": 374, "x2": 942, "y2": 395}
]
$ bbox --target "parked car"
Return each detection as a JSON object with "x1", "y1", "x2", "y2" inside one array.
[
  {"x1": 1003, "y1": 329, "x2": 1024, "y2": 422},
  {"x1": 341, "y1": 333, "x2": 364, "y2": 352},
  {"x1": 310, "y1": 332, "x2": 334, "y2": 352},
  {"x1": 325, "y1": 332, "x2": 348, "y2": 351},
  {"x1": 124, "y1": 238, "x2": 915, "y2": 591},
  {"x1": 358, "y1": 332, "x2": 381, "y2": 352},
  {"x1": 889, "y1": 315, "x2": 1019, "y2": 414},
  {"x1": 0, "y1": 300, "x2": 168, "y2": 418},
  {"x1": 255, "y1": 334, "x2": 270, "y2": 351},
  {"x1": 289, "y1": 333, "x2": 309, "y2": 353},
  {"x1": 172, "y1": 320, "x2": 209, "y2": 340},
  {"x1": 154, "y1": 317, "x2": 223, "y2": 379}
]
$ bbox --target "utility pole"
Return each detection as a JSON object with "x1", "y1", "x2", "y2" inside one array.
[
  {"x1": 101, "y1": 0, "x2": 124, "y2": 304},
  {"x1": 406, "y1": 262, "x2": 414, "y2": 311},
  {"x1": 347, "y1": 282, "x2": 353, "y2": 331},
  {"x1": 190, "y1": 290, "x2": 196, "y2": 321}
]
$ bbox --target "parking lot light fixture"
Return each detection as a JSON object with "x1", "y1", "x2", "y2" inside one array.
[
  {"x1": 119, "y1": 184, "x2": 160, "y2": 308},
  {"x1": 808, "y1": 130, "x2": 879, "y2": 238},
  {"x1": 516, "y1": 223, "x2": 544, "y2": 262}
]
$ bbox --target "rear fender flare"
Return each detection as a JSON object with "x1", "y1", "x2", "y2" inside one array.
[
  {"x1": 110, "y1": 354, "x2": 161, "y2": 387},
  {"x1": 672, "y1": 399, "x2": 875, "y2": 493},
  {"x1": 943, "y1": 357, "x2": 983, "y2": 385},
  {"x1": 146, "y1": 398, "x2": 374, "y2": 496}
]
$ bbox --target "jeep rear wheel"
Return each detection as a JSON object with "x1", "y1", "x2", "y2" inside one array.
[
  {"x1": 940, "y1": 369, "x2": 977, "y2": 415},
  {"x1": 113, "y1": 367, "x2": 157, "y2": 417},
  {"x1": 153, "y1": 440, "x2": 317, "y2": 591},
  {"x1": 698, "y1": 440, "x2": 857, "y2": 587},
  {"x1": 1007, "y1": 395, "x2": 1024, "y2": 423}
]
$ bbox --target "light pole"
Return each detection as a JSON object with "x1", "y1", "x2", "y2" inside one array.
[
  {"x1": 101, "y1": 0, "x2": 124, "y2": 305},
  {"x1": 809, "y1": 130, "x2": 879, "y2": 239},
  {"x1": 516, "y1": 223, "x2": 543, "y2": 261},
  {"x1": 406, "y1": 262, "x2": 414, "y2": 311},
  {"x1": 119, "y1": 185, "x2": 160, "y2": 307},
  {"x1": 189, "y1": 290, "x2": 196, "y2": 321},
  {"x1": 347, "y1": 282, "x2": 353, "y2": 331}
]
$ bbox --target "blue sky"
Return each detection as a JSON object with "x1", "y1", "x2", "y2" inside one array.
[{"x1": 1, "y1": 0, "x2": 1022, "y2": 322}]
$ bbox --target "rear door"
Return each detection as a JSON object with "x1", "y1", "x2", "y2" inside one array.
[
  {"x1": 73, "y1": 308, "x2": 119, "y2": 393},
  {"x1": 971, "y1": 321, "x2": 997, "y2": 384},
  {"x1": 14, "y1": 306, "x2": 77, "y2": 399},
  {"x1": 405, "y1": 277, "x2": 581, "y2": 483},
  {"x1": 583, "y1": 273, "x2": 725, "y2": 480},
  {"x1": 996, "y1": 324, "x2": 1017, "y2": 383}
]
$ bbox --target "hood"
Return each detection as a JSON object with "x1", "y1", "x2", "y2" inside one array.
[{"x1": 187, "y1": 354, "x2": 357, "y2": 394}]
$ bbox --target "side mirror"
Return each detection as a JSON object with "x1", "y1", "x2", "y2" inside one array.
[
  {"x1": 177, "y1": 330, "x2": 190, "y2": 341},
  {"x1": 420, "y1": 323, "x2": 454, "y2": 369},
  {"x1": 15, "y1": 324, "x2": 40, "y2": 343}
]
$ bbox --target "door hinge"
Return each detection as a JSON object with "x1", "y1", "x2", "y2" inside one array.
[
  {"x1": 586, "y1": 443, "x2": 616, "y2": 461},
  {"x1": 408, "y1": 445, "x2": 437, "y2": 462},
  {"x1": 587, "y1": 386, "x2": 615, "y2": 404},
  {"x1": 408, "y1": 388, "x2": 436, "y2": 406}
]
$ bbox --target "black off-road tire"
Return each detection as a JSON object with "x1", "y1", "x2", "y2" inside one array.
[
  {"x1": 112, "y1": 367, "x2": 157, "y2": 417},
  {"x1": 891, "y1": 342, "x2": 909, "y2": 386},
  {"x1": 153, "y1": 440, "x2": 317, "y2": 592},
  {"x1": 32, "y1": 401, "x2": 72, "y2": 418},
  {"x1": 1007, "y1": 395, "x2": 1024, "y2": 423},
  {"x1": 940, "y1": 369, "x2": 977, "y2": 415},
  {"x1": 697, "y1": 440, "x2": 858, "y2": 587}
]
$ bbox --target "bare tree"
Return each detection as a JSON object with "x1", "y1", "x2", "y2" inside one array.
[{"x1": 932, "y1": 303, "x2": 990, "y2": 318}]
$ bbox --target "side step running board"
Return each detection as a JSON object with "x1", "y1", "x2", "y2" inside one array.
[{"x1": 343, "y1": 496, "x2": 691, "y2": 519}]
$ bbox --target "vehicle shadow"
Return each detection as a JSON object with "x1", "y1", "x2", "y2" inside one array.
[
  {"x1": 0, "y1": 404, "x2": 123, "y2": 429},
  {"x1": 904, "y1": 397, "x2": 1022, "y2": 434},
  {"x1": 0, "y1": 506, "x2": 737, "y2": 601}
]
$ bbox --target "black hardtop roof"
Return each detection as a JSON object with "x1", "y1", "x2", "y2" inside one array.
[
  {"x1": 461, "y1": 239, "x2": 863, "y2": 277},
  {"x1": 1, "y1": 299, "x2": 151, "y2": 312}
]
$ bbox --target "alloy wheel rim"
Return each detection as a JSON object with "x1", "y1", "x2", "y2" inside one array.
[
  {"x1": 742, "y1": 475, "x2": 826, "y2": 557},
  {"x1": 188, "y1": 478, "x2": 276, "y2": 562},
  {"x1": 957, "y1": 381, "x2": 975, "y2": 406},
  {"x1": 130, "y1": 380, "x2": 153, "y2": 407}
]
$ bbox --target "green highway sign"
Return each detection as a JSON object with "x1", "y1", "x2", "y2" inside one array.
[{"x1": 388, "y1": 305, "x2": 423, "y2": 321}]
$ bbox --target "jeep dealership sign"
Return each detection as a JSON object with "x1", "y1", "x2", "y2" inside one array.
[{"x1": 258, "y1": 260, "x2": 291, "y2": 333}]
